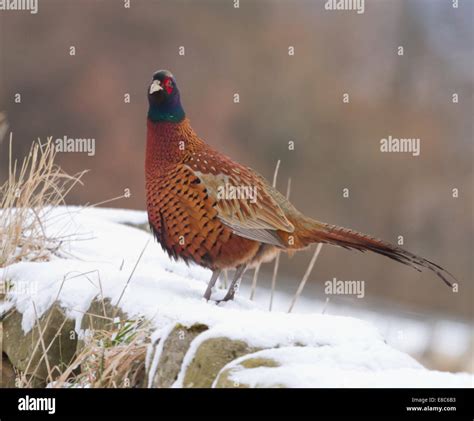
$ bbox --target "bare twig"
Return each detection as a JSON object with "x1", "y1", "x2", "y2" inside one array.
[
  {"x1": 113, "y1": 239, "x2": 151, "y2": 319},
  {"x1": 268, "y1": 253, "x2": 280, "y2": 311},
  {"x1": 287, "y1": 243, "x2": 323, "y2": 313},
  {"x1": 321, "y1": 297, "x2": 330, "y2": 314},
  {"x1": 32, "y1": 302, "x2": 54, "y2": 385},
  {"x1": 222, "y1": 269, "x2": 228, "y2": 289},
  {"x1": 249, "y1": 264, "x2": 260, "y2": 301},
  {"x1": 272, "y1": 159, "x2": 281, "y2": 189},
  {"x1": 268, "y1": 170, "x2": 291, "y2": 311}
]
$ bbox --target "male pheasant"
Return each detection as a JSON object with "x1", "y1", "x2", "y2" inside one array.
[{"x1": 145, "y1": 70, "x2": 456, "y2": 302}]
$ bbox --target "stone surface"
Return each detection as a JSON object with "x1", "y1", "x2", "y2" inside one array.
[
  {"x1": 150, "y1": 323, "x2": 208, "y2": 388},
  {"x1": 1, "y1": 352, "x2": 17, "y2": 388},
  {"x1": 182, "y1": 337, "x2": 260, "y2": 388},
  {"x1": 215, "y1": 355, "x2": 281, "y2": 388},
  {"x1": 77, "y1": 297, "x2": 128, "y2": 353},
  {"x1": 2, "y1": 302, "x2": 77, "y2": 387}
]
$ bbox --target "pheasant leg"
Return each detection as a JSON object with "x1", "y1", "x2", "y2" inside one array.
[
  {"x1": 203, "y1": 269, "x2": 221, "y2": 301},
  {"x1": 220, "y1": 265, "x2": 246, "y2": 302}
]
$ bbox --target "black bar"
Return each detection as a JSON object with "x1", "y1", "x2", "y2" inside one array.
[{"x1": 0, "y1": 388, "x2": 472, "y2": 420}]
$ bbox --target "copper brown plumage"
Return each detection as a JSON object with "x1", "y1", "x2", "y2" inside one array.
[{"x1": 145, "y1": 70, "x2": 456, "y2": 302}]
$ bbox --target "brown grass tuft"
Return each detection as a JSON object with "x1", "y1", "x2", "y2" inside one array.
[
  {"x1": 0, "y1": 134, "x2": 86, "y2": 268},
  {"x1": 52, "y1": 317, "x2": 149, "y2": 388}
]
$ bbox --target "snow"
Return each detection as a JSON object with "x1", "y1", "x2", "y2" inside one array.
[
  {"x1": 431, "y1": 320, "x2": 472, "y2": 358},
  {"x1": 51, "y1": 205, "x2": 149, "y2": 226},
  {"x1": 239, "y1": 284, "x2": 472, "y2": 362},
  {"x1": 171, "y1": 312, "x2": 383, "y2": 387},
  {"x1": 215, "y1": 346, "x2": 473, "y2": 388},
  {"x1": 0, "y1": 206, "x2": 472, "y2": 388}
]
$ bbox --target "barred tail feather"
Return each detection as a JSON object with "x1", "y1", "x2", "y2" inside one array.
[{"x1": 303, "y1": 220, "x2": 456, "y2": 288}]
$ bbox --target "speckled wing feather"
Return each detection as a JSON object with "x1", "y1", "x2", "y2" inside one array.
[
  {"x1": 183, "y1": 148, "x2": 295, "y2": 247},
  {"x1": 147, "y1": 163, "x2": 227, "y2": 266}
]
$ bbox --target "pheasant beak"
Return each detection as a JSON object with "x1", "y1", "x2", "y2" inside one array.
[{"x1": 149, "y1": 80, "x2": 163, "y2": 94}]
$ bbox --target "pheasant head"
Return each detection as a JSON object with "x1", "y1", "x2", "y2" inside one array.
[{"x1": 147, "y1": 70, "x2": 185, "y2": 123}]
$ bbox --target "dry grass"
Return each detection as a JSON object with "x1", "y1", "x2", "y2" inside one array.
[
  {"x1": 0, "y1": 133, "x2": 86, "y2": 268},
  {"x1": 52, "y1": 317, "x2": 149, "y2": 388},
  {"x1": 0, "y1": 132, "x2": 151, "y2": 388},
  {"x1": 9, "y1": 261, "x2": 150, "y2": 388},
  {"x1": 11, "y1": 309, "x2": 149, "y2": 388}
]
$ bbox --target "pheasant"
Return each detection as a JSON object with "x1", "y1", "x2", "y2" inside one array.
[{"x1": 145, "y1": 70, "x2": 456, "y2": 302}]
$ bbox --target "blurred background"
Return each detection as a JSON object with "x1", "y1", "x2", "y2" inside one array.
[{"x1": 0, "y1": 0, "x2": 472, "y2": 372}]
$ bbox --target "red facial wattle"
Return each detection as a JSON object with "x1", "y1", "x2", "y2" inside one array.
[{"x1": 163, "y1": 78, "x2": 174, "y2": 95}]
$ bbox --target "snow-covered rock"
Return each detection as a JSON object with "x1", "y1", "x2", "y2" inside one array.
[
  {"x1": 0, "y1": 206, "x2": 471, "y2": 388},
  {"x1": 214, "y1": 346, "x2": 472, "y2": 388}
]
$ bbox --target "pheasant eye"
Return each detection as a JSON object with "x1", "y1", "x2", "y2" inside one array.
[{"x1": 164, "y1": 78, "x2": 174, "y2": 94}]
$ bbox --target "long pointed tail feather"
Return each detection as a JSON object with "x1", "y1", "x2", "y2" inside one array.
[{"x1": 301, "y1": 220, "x2": 456, "y2": 288}]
